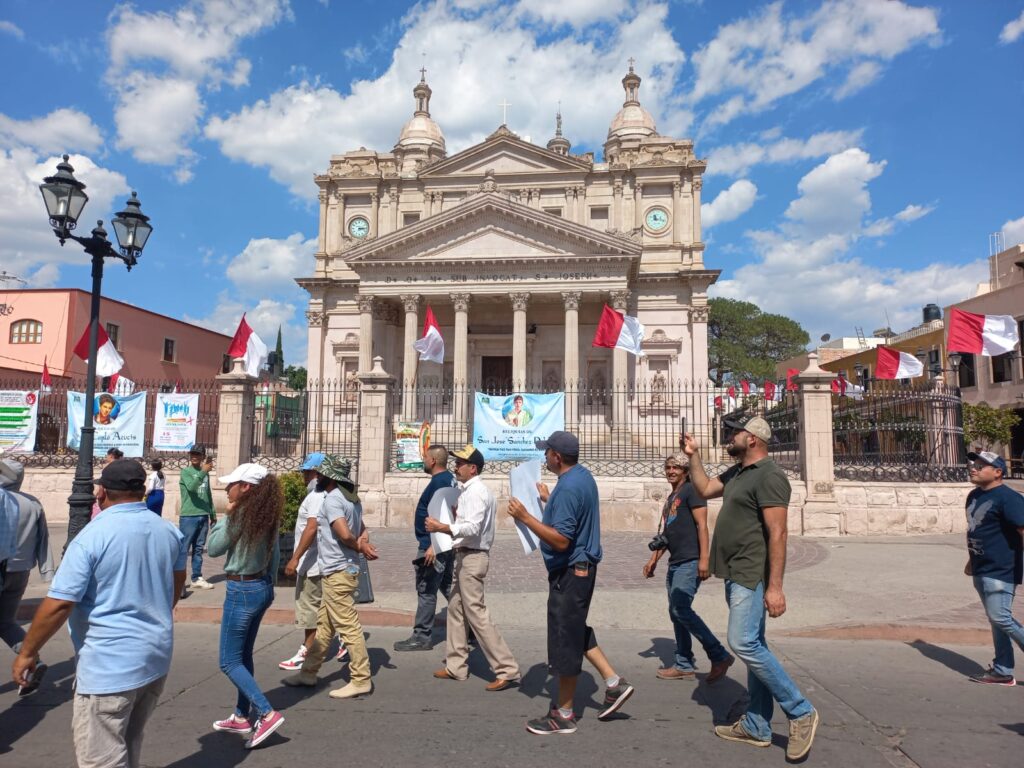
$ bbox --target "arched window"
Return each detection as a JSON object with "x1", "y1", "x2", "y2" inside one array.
[{"x1": 10, "y1": 319, "x2": 42, "y2": 344}]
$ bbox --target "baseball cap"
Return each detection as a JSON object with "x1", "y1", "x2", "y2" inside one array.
[
  {"x1": 535, "y1": 430, "x2": 580, "y2": 457},
  {"x1": 188, "y1": 444, "x2": 207, "y2": 456},
  {"x1": 452, "y1": 444, "x2": 485, "y2": 469},
  {"x1": 722, "y1": 413, "x2": 772, "y2": 442},
  {"x1": 300, "y1": 452, "x2": 325, "y2": 471},
  {"x1": 219, "y1": 463, "x2": 269, "y2": 486},
  {"x1": 967, "y1": 451, "x2": 1008, "y2": 473},
  {"x1": 96, "y1": 459, "x2": 147, "y2": 491}
]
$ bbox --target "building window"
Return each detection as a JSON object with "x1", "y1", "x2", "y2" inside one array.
[
  {"x1": 403, "y1": 212, "x2": 420, "y2": 226},
  {"x1": 589, "y1": 206, "x2": 609, "y2": 227},
  {"x1": 222, "y1": 354, "x2": 232, "y2": 373},
  {"x1": 9, "y1": 319, "x2": 42, "y2": 344},
  {"x1": 958, "y1": 353, "x2": 976, "y2": 388},
  {"x1": 543, "y1": 207, "x2": 563, "y2": 217},
  {"x1": 106, "y1": 322, "x2": 121, "y2": 349},
  {"x1": 992, "y1": 352, "x2": 1014, "y2": 383},
  {"x1": 162, "y1": 338, "x2": 176, "y2": 363}
]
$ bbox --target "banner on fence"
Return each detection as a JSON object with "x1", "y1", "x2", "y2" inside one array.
[
  {"x1": 67, "y1": 390, "x2": 147, "y2": 457},
  {"x1": 0, "y1": 390, "x2": 39, "y2": 454},
  {"x1": 152, "y1": 393, "x2": 200, "y2": 451},
  {"x1": 473, "y1": 392, "x2": 565, "y2": 460},
  {"x1": 395, "y1": 421, "x2": 430, "y2": 470}
]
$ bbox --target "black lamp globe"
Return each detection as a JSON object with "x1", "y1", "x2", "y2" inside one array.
[
  {"x1": 39, "y1": 154, "x2": 89, "y2": 238},
  {"x1": 111, "y1": 191, "x2": 153, "y2": 268}
]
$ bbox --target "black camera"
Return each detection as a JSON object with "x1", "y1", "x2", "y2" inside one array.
[{"x1": 647, "y1": 533, "x2": 669, "y2": 551}]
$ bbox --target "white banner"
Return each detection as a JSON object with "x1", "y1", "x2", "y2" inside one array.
[
  {"x1": 473, "y1": 392, "x2": 565, "y2": 461},
  {"x1": 0, "y1": 390, "x2": 39, "y2": 454},
  {"x1": 67, "y1": 391, "x2": 147, "y2": 457},
  {"x1": 152, "y1": 393, "x2": 200, "y2": 452}
]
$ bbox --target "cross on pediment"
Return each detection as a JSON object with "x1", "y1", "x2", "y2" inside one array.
[{"x1": 498, "y1": 99, "x2": 511, "y2": 125}]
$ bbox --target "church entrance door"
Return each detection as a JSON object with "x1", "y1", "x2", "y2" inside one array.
[{"x1": 481, "y1": 356, "x2": 513, "y2": 393}]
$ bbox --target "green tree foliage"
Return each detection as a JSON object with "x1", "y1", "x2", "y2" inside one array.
[
  {"x1": 284, "y1": 365, "x2": 307, "y2": 391},
  {"x1": 963, "y1": 402, "x2": 1021, "y2": 450},
  {"x1": 278, "y1": 471, "x2": 307, "y2": 532},
  {"x1": 708, "y1": 298, "x2": 810, "y2": 385}
]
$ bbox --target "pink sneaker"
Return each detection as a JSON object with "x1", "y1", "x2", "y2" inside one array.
[
  {"x1": 278, "y1": 644, "x2": 307, "y2": 671},
  {"x1": 212, "y1": 714, "x2": 252, "y2": 735},
  {"x1": 245, "y1": 711, "x2": 284, "y2": 749},
  {"x1": 336, "y1": 644, "x2": 349, "y2": 663}
]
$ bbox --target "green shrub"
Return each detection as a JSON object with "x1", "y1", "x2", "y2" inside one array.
[{"x1": 279, "y1": 472, "x2": 307, "y2": 532}]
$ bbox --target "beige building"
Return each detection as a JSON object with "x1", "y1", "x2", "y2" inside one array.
[{"x1": 298, "y1": 65, "x2": 718, "y2": 425}]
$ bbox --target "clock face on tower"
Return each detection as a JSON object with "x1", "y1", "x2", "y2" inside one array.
[
  {"x1": 645, "y1": 208, "x2": 669, "y2": 232},
  {"x1": 348, "y1": 216, "x2": 370, "y2": 239}
]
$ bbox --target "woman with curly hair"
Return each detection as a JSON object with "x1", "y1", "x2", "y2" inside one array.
[{"x1": 206, "y1": 463, "x2": 285, "y2": 749}]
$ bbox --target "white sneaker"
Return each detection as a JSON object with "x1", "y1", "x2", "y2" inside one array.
[
  {"x1": 192, "y1": 577, "x2": 215, "y2": 590},
  {"x1": 279, "y1": 645, "x2": 308, "y2": 671}
]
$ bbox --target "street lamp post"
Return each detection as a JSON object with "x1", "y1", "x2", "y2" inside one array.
[{"x1": 39, "y1": 155, "x2": 153, "y2": 548}]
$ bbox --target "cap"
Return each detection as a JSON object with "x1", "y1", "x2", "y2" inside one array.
[
  {"x1": 664, "y1": 452, "x2": 689, "y2": 468},
  {"x1": 967, "y1": 451, "x2": 1008, "y2": 473},
  {"x1": 452, "y1": 444, "x2": 485, "y2": 469},
  {"x1": 0, "y1": 459, "x2": 23, "y2": 487},
  {"x1": 722, "y1": 413, "x2": 772, "y2": 442},
  {"x1": 96, "y1": 459, "x2": 147, "y2": 491},
  {"x1": 218, "y1": 463, "x2": 269, "y2": 486},
  {"x1": 318, "y1": 454, "x2": 355, "y2": 486},
  {"x1": 188, "y1": 444, "x2": 207, "y2": 456},
  {"x1": 534, "y1": 430, "x2": 580, "y2": 457},
  {"x1": 300, "y1": 452, "x2": 326, "y2": 471}
]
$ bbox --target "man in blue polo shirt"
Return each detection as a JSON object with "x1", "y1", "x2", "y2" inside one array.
[
  {"x1": 508, "y1": 430, "x2": 635, "y2": 735},
  {"x1": 12, "y1": 459, "x2": 186, "y2": 768}
]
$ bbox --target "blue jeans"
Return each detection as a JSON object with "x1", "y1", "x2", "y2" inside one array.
[
  {"x1": 666, "y1": 560, "x2": 729, "y2": 670},
  {"x1": 725, "y1": 580, "x2": 813, "y2": 740},
  {"x1": 179, "y1": 516, "x2": 209, "y2": 581},
  {"x1": 973, "y1": 575, "x2": 1024, "y2": 677},
  {"x1": 219, "y1": 578, "x2": 275, "y2": 720}
]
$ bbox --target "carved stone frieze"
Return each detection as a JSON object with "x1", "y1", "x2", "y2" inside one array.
[
  {"x1": 610, "y1": 290, "x2": 630, "y2": 311},
  {"x1": 690, "y1": 306, "x2": 710, "y2": 323},
  {"x1": 356, "y1": 295, "x2": 376, "y2": 313},
  {"x1": 400, "y1": 294, "x2": 420, "y2": 313},
  {"x1": 305, "y1": 311, "x2": 326, "y2": 328}
]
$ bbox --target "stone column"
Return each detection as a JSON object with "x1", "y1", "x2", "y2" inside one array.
[
  {"x1": 317, "y1": 189, "x2": 328, "y2": 253},
  {"x1": 510, "y1": 292, "x2": 530, "y2": 389},
  {"x1": 633, "y1": 182, "x2": 644, "y2": 230},
  {"x1": 795, "y1": 352, "x2": 840, "y2": 535},
  {"x1": 356, "y1": 356, "x2": 395, "y2": 527},
  {"x1": 451, "y1": 292, "x2": 471, "y2": 436},
  {"x1": 357, "y1": 294, "x2": 375, "y2": 373},
  {"x1": 575, "y1": 185, "x2": 585, "y2": 224},
  {"x1": 564, "y1": 188, "x2": 573, "y2": 220},
  {"x1": 692, "y1": 177, "x2": 702, "y2": 243},
  {"x1": 335, "y1": 191, "x2": 346, "y2": 247},
  {"x1": 426, "y1": 191, "x2": 435, "y2": 218},
  {"x1": 610, "y1": 290, "x2": 630, "y2": 429},
  {"x1": 400, "y1": 294, "x2": 419, "y2": 419},
  {"x1": 612, "y1": 177, "x2": 623, "y2": 230},
  {"x1": 389, "y1": 186, "x2": 400, "y2": 233},
  {"x1": 370, "y1": 192, "x2": 380, "y2": 238},
  {"x1": 215, "y1": 358, "x2": 257, "y2": 497},
  {"x1": 562, "y1": 291, "x2": 581, "y2": 427},
  {"x1": 672, "y1": 180, "x2": 682, "y2": 245}
]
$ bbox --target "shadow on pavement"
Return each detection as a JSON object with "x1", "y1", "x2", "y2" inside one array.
[
  {"x1": 637, "y1": 636, "x2": 676, "y2": 668},
  {"x1": 0, "y1": 657, "x2": 78, "y2": 754},
  {"x1": 999, "y1": 722, "x2": 1024, "y2": 736},
  {"x1": 163, "y1": 731, "x2": 291, "y2": 767},
  {"x1": 691, "y1": 674, "x2": 749, "y2": 725},
  {"x1": 906, "y1": 639, "x2": 984, "y2": 677}
]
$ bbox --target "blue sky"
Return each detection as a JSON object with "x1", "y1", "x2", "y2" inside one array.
[{"x1": 1, "y1": 0, "x2": 1022, "y2": 367}]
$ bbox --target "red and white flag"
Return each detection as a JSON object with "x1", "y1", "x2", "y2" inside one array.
[
  {"x1": 786, "y1": 368, "x2": 800, "y2": 391},
  {"x1": 592, "y1": 304, "x2": 645, "y2": 356},
  {"x1": 876, "y1": 346, "x2": 924, "y2": 380},
  {"x1": 947, "y1": 308, "x2": 1019, "y2": 357},
  {"x1": 107, "y1": 373, "x2": 135, "y2": 395},
  {"x1": 727, "y1": 385, "x2": 737, "y2": 399},
  {"x1": 41, "y1": 357, "x2": 52, "y2": 394},
  {"x1": 740, "y1": 380, "x2": 758, "y2": 396},
  {"x1": 227, "y1": 314, "x2": 268, "y2": 378},
  {"x1": 172, "y1": 379, "x2": 182, "y2": 394},
  {"x1": 762, "y1": 380, "x2": 779, "y2": 402},
  {"x1": 73, "y1": 323, "x2": 123, "y2": 378},
  {"x1": 412, "y1": 305, "x2": 445, "y2": 364}
]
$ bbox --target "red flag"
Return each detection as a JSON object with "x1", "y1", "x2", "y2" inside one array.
[
  {"x1": 41, "y1": 357, "x2": 53, "y2": 394},
  {"x1": 108, "y1": 373, "x2": 120, "y2": 393},
  {"x1": 762, "y1": 380, "x2": 776, "y2": 401},
  {"x1": 227, "y1": 314, "x2": 268, "y2": 377},
  {"x1": 73, "y1": 323, "x2": 123, "y2": 378},
  {"x1": 740, "y1": 380, "x2": 750, "y2": 395},
  {"x1": 713, "y1": 396, "x2": 723, "y2": 410},
  {"x1": 786, "y1": 368, "x2": 800, "y2": 391},
  {"x1": 173, "y1": 379, "x2": 182, "y2": 393},
  {"x1": 412, "y1": 305, "x2": 445, "y2": 364},
  {"x1": 727, "y1": 385, "x2": 736, "y2": 399},
  {"x1": 876, "y1": 346, "x2": 924, "y2": 379},
  {"x1": 946, "y1": 308, "x2": 1019, "y2": 356},
  {"x1": 592, "y1": 304, "x2": 645, "y2": 356},
  {"x1": 831, "y1": 375, "x2": 848, "y2": 395}
]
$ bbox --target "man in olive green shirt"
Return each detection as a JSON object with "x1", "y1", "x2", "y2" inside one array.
[
  {"x1": 179, "y1": 446, "x2": 216, "y2": 592},
  {"x1": 683, "y1": 414, "x2": 818, "y2": 762}
]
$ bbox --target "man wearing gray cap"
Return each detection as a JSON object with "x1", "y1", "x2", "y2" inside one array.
[{"x1": 683, "y1": 414, "x2": 818, "y2": 762}]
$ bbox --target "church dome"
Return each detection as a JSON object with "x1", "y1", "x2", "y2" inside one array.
[
  {"x1": 606, "y1": 62, "x2": 657, "y2": 141},
  {"x1": 395, "y1": 73, "x2": 446, "y2": 155}
]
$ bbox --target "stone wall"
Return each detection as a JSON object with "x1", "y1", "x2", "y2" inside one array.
[{"x1": 834, "y1": 481, "x2": 970, "y2": 535}]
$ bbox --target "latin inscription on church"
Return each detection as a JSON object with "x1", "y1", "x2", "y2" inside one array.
[{"x1": 382, "y1": 270, "x2": 600, "y2": 284}]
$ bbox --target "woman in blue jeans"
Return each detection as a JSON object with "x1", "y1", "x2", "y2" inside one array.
[{"x1": 206, "y1": 463, "x2": 284, "y2": 750}]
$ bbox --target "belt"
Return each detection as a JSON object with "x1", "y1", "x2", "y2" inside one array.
[
  {"x1": 225, "y1": 571, "x2": 265, "y2": 581},
  {"x1": 454, "y1": 547, "x2": 485, "y2": 553}
]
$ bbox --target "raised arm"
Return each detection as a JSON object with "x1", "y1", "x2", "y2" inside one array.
[{"x1": 681, "y1": 433, "x2": 725, "y2": 499}]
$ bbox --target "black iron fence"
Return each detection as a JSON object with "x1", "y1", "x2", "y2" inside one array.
[
  {"x1": 387, "y1": 380, "x2": 802, "y2": 478},
  {"x1": 0, "y1": 377, "x2": 220, "y2": 468}
]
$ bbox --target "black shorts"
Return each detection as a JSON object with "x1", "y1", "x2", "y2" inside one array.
[{"x1": 547, "y1": 562, "x2": 599, "y2": 677}]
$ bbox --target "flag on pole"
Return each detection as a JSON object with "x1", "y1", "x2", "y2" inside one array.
[
  {"x1": 727, "y1": 385, "x2": 736, "y2": 399},
  {"x1": 172, "y1": 379, "x2": 182, "y2": 394},
  {"x1": 946, "y1": 308, "x2": 1019, "y2": 356},
  {"x1": 227, "y1": 314, "x2": 268, "y2": 377},
  {"x1": 73, "y1": 323, "x2": 124, "y2": 378},
  {"x1": 786, "y1": 368, "x2": 800, "y2": 391},
  {"x1": 763, "y1": 380, "x2": 778, "y2": 402},
  {"x1": 875, "y1": 345, "x2": 924, "y2": 379},
  {"x1": 592, "y1": 304, "x2": 645, "y2": 356},
  {"x1": 41, "y1": 357, "x2": 52, "y2": 394},
  {"x1": 412, "y1": 305, "x2": 445, "y2": 364}
]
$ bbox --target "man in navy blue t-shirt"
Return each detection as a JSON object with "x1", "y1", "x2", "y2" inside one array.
[
  {"x1": 963, "y1": 450, "x2": 1024, "y2": 686},
  {"x1": 508, "y1": 431, "x2": 635, "y2": 735}
]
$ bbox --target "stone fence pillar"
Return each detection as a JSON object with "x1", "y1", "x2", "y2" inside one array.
[
  {"x1": 795, "y1": 352, "x2": 840, "y2": 534},
  {"x1": 215, "y1": 357, "x2": 257, "y2": 487},
  {"x1": 357, "y1": 356, "x2": 395, "y2": 527}
]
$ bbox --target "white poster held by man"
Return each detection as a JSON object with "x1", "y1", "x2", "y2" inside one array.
[
  {"x1": 426, "y1": 486, "x2": 461, "y2": 554},
  {"x1": 509, "y1": 459, "x2": 544, "y2": 554}
]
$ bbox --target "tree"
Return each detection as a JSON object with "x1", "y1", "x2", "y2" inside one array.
[
  {"x1": 284, "y1": 365, "x2": 307, "y2": 391},
  {"x1": 963, "y1": 402, "x2": 1021, "y2": 450},
  {"x1": 708, "y1": 298, "x2": 809, "y2": 385}
]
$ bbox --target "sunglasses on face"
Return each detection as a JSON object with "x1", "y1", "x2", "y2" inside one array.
[{"x1": 969, "y1": 461, "x2": 993, "y2": 471}]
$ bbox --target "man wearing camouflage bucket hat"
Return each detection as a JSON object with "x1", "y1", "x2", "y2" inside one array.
[{"x1": 283, "y1": 455, "x2": 378, "y2": 699}]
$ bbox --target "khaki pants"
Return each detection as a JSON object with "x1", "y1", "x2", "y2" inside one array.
[
  {"x1": 446, "y1": 550, "x2": 519, "y2": 681},
  {"x1": 301, "y1": 570, "x2": 371, "y2": 685},
  {"x1": 72, "y1": 676, "x2": 165, "y2": 768}
]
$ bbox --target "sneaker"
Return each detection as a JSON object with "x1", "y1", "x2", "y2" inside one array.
[
  {"x1": 282, "y1": 671, "x2": 317, "y2": 687},
  {"x1": 192, "y1": 576, "x2": 215, "y2": 590},
  {"x1": 18, "y1": 663, "x2": 48, "y2": 696},
  {"x1": 526, "y1": 708, "x2": 578, "y2": 735},
  {"x1": 328, "y1": 681, "x2": 373, "y2": 699},
  {"x1": 706, "y1": 655, "x2": 735, "y2": 684},
  {"x1": 278, "y1": 645, "x2": 307, "y2": 671},
  {"x1": 787, "y1": 708, "x2": 820, "y2": 761},
  {"x1": 245, "y1": 711, "x2": 284, "y2": 749},
  {"x1": 393, "y1": 636, "x2": 432, "y2": 652},
  {"x1": 212, "y1": 714, "x2": 253, "y2": 735},
  {"x1": 969, "y1": 668, "x2": 1016, "y2": 686},
  {"x1": 656, "y1": 666, "x2": 695, "y2": 680},
  {"x1": 336, "y1": 643, "x2": 349, "y2": 663},
  {"x1": 597, "y1": 678, "x2": 635, "y2": 720},
  {"x1": 714, "y1": 720, "x2": 771, "y2": 748}
]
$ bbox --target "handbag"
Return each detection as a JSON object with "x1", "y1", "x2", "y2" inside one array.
[{"x1": 354, "y1": 554, "x2": 374, "y2": 604}]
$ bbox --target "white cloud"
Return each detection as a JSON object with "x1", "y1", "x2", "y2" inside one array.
[
  {"x1": 205, "y1": 0, "x2": 687, "y2": 196},
  {"x1": 515, "y1": 0, "x2": 629, "y2": 28},
  {"x1": 1000, "y1": 10, "x2": 1024, "y2": 44},
  {"x1": 1003, "y1": 215, "x2": 1024, "y2": 248},
  {"x1": 894, "y1": 203, "x2": 935, "y2": 223},
  {"x1": 864, "y1": 202, "x2": 936, "y2": 238},
  {"x1": 0, "y1": 108, "x2": 104, "y2": 155},
  {"x1": 692, "y1": 0, "x2": 941, "y2": 129},
  {"x1": 784, "y1": 148, "x2": 885, "y2": 239},
  {"x1": 27, "y1": 263, "x2": 60, "y2": 288},
  {"x1": 706, "y1": 128, "x2": 863, "y2": 176},
  {"x1": 225, "y1": 233, "x2": 317, "y2": 290},
  {"x1": 701, "y1": 179, "x2": 757, "y2": 228},
  {"x1": 0, "y1": 20, "x2": 24, "y2": 39},
  {"x1": 113, "y1": 74, "x2": 202, "y2": 171}
]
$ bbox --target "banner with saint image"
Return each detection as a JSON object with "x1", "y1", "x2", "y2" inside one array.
[
  {"x1": 67, "y1": 390, "x2": 147, "y2": 457},
  {"x1": 473, "y1": 392, "x2": 565, "y2": 460}
]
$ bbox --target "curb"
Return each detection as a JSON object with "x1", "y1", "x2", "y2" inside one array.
[{"x1": 781, "y1": 623, "x2": 991, "y2": 645}]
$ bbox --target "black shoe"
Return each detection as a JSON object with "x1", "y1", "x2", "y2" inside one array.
[
  {"x1": 526, "y1": 708, "x2": 578, "y2": 735},
  {"x1": 19, "y1": 663, "x2": 48, "y2": 696},
  {"x1": 393, "y1": 636, "x2": 432, "y2": 652},
  {"x1": 597, "y1": 677, "x2": 635, "y2": 720},
  {"x1": 468, "y1": 635, "x2": 479, "y2": 647}
]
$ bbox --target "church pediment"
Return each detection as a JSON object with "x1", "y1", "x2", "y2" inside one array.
[{"x1": 419, "y1": 131, "x2": 590, "y2": 178}]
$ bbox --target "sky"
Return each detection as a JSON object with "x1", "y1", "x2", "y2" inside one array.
[{"x1": 1, "y1": 0, "x2": 1022, "y2": 369}]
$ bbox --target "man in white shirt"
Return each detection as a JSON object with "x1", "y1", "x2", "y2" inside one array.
[{"x1": 426, "y1": 445, "x2": 519, "y2": 691}]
